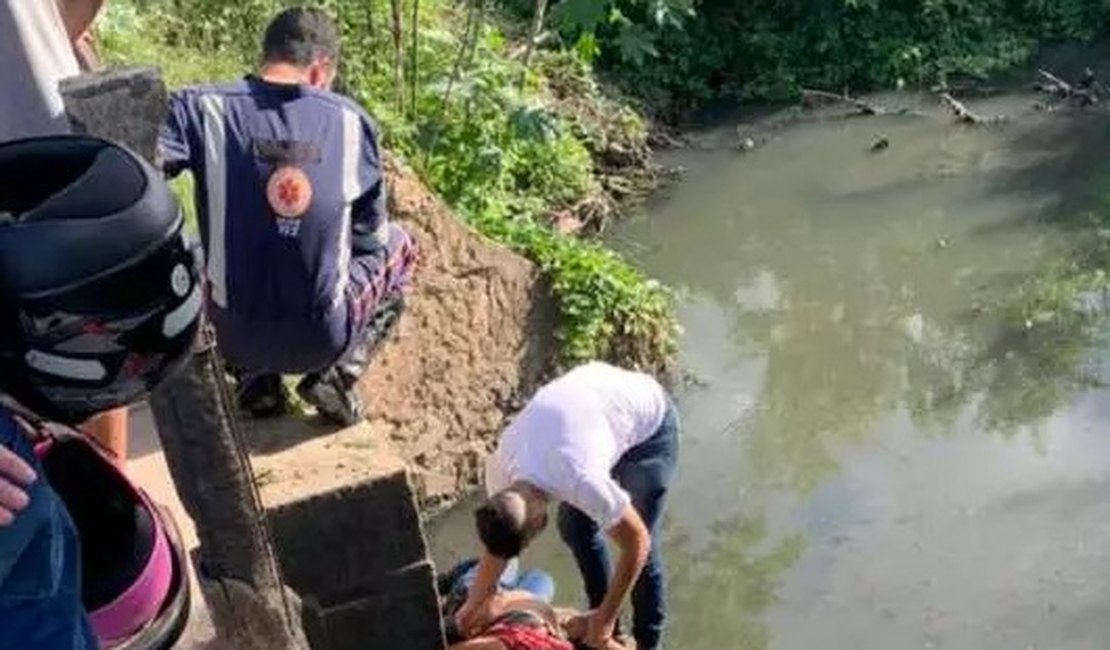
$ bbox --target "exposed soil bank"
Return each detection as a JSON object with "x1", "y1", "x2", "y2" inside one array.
[{"x1": 355, "y1": 155, "x2": 558, "y2": 510}]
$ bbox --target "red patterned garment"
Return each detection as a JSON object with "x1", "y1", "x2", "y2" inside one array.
[{"x1": 486, "y1": 623, "x2": 574, "y2": 650}]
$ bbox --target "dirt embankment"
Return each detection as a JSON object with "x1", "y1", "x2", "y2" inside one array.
[{"x1": 355, "y1": 154, "x2": 557, "y2": 510}]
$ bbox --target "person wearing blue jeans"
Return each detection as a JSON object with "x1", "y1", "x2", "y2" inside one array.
[
  {"x1": 0, "y1": 408, "x2": 97, "y2": 649},
  {"x1": 556, "y1": 402, "x2": 678, "y2": 649},
  {"x1": 456, "y1": 362, "x2": 680, "y2": 650}
]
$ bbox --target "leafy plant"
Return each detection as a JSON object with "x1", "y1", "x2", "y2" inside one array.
[{"x1": 100, "y1": 0, "x2": 678, "y2": 373}]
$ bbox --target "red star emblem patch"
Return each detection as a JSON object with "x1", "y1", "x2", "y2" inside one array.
[{"x1": 266, "y1": 166, "x2": 313, "y2": 219}]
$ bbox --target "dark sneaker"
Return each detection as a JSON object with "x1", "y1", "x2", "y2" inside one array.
[
  {"x1": 358, "y1": 291, "x2": 405, "y2": 360},
  {"x1": 296, "y1": 370, "x2": 364, "y2": 427},
  {"x1": 235, "y1": 373, "x2": 289, "y2": 419}
]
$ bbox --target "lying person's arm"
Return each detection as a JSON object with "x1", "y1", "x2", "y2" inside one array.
[{"x1": 448, "y1": 638, "x2": 507, "y2": 650}]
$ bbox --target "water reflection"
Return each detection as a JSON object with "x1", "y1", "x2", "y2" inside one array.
[
  {"x1": 430, "y1": 93, "x2": 1110, "y2": 650},
  {"x1": 603, "y1": 93, "x2": 1110, "y2": 648},
  {"x1": 666, "y1": 517, "x2": 804, "y2": 649},
  {"x1": 619, "y1": 97, "x2": 1106, "y2": 490}
]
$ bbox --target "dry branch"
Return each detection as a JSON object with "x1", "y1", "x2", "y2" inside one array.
[
  {"x1": 940, "y1": 92, "x2": 986, "y2": 125},
  {"x1": 1037, "y1": 68, "x2": 1098, "y2": 105},
  {"x1": 802, "y1": 88, "x2": 883, "y2": 115}
]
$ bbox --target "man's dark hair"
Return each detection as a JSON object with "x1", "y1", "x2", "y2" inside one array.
[
  {"x1": 474, "y1": 491, "x2": 530, "y2": 559},
  {"x1": 261, "y1": 7, "x2": 340, "y2": 67}
]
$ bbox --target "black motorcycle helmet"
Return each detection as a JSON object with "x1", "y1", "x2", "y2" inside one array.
[{"x1": 0, "y1": 135, "x2": 203, "y2": 424}]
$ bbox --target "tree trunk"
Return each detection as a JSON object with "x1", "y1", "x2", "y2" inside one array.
[
  {"x1": 410, "y1": 0, "x2": 420, "y2": 118},
  {"x1": 519, "y1": 0, "x2": 549, "y2": 87},
  {"x1": 60, "y1": 66, "x2": 308, "y2": 650},
  {"x1": 366, "y1": 0, "x2": 378, "y2": 78},
  {"x1": 390, "y1": 0, "x2": 405, "y2": 115},
  {"x1": 424, "y1": 0, "x2": 481, "y2": 168}
]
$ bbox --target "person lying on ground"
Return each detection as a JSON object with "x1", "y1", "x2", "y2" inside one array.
[
  {"x1": 440, "y1": 558, "x2": 578, "y2": 650},
  {"x1": 0, "y1": 136, "x2": 203, "y2": 648},
  {"x1": 456, "y1": 362, "x2": 680, "y2": 650},
  {"x1": 159, "y1": 6, "x2": 417, "y2": 426}
]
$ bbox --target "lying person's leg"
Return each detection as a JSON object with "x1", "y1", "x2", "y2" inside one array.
[
  {"x1": 513, "y1": 568, "x2": 556, "y2": 604},
  {"x1": 297, "y1": 223, "x2": 416, "y2": 426},
  {"x1": 446, "y1": 557, "x2": 554, "y2": 602}
]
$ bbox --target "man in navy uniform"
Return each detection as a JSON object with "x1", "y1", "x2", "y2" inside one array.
[{"x1": 160, "y1": 6, "x2": 416, "y2": 425}]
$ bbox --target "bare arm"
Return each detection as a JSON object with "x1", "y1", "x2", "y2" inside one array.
[
  {"x1": 455, "y1": 552, "x2": 507, "y2": 636},
  {"x1": 469, "y1": 552, "x2": 506, "y2": 606},
  {"x1": 595, "y1": 505, "x2": 651, "y2": 632},
  {"x1": 57, "y1": 0, "x2": 106, "y2": 42}
]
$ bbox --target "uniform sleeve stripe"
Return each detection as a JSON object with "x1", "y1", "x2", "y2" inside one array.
[
  {"x1": 335, "y1": 107, "x2": 360, "y2": 307},
  {"x1": 200, "y1": 94, "x2": 229, "y2": 309}
]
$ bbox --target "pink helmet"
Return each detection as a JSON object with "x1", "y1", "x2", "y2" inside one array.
[{"x1": 37, "y1": 431, "x2": 191, "y2": 649}]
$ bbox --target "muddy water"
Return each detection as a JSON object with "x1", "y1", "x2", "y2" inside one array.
[{"x1": 429, "y1": 92, "x2": 1110, "y2": 649}]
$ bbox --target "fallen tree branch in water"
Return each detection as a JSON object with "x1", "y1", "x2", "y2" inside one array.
[
  {"x1": 800, "y1": 88, "x2": 927, "y2": 120},
  {"x1": 1036, "y1": 68, "x2": 1099, "y2": 106},
  {"x1": 802, "y1": 88, "x2": 883, "y2": 115},
  {"x1": 940, "y1": 92, "x2": 993, "y2": 125}
]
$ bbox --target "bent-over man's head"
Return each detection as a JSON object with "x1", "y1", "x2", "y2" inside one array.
[
  {"x1": 475, "y1": 484, "x2": 549, "y2": 559},
  {"x1": 260, "y1": 6, "x2": 340, "y2": 90}
]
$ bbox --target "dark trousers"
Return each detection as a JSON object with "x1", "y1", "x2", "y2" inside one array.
[
  {"x1": 556, "y1": 400, "x2": 679, "y2": 650},
  {"x1": 234, "y1": 222, "x2": 417, "y2": 390},
  {"x1": 336, "y1": 222, "x2": 416, "y2": 385}
]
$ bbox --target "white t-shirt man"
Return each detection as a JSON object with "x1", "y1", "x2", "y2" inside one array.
[
  {"x1": 485, "y1": 361, "x2": 668, "y2": 530},
  {"x1": 0, "y1": 0, "x2": 82, "y2": 142}
]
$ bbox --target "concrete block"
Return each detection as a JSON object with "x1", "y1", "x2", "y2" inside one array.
[
  {"x1": 304, "y1": 561, "x2": 445, "y2": 650},
  {"x1": 59, "y1": 66, "x2": 167, "y2": 163},
  {"x1": 250, "y1": 419, "x2": 445, "y2": 648},
  {"x1": 268, "y1": 469, "x2": 429, "y2": 606}
]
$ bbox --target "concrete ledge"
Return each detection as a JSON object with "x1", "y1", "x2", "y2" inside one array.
[
  {"x1": 302, "y1": 561, "x2": 444, "y2": 650},
  {"x1": 60, "y1": 66, "x2": 167, "y2": 161},
  {"x1": 268, "y1": 469, "x2": 427, "y2": 605},
  {"x1": 247, "y1": 420, "x2": 444, "y2": 648},
  {"x1": 252, "y1": 419, "x2": 408, "y2": 507}
]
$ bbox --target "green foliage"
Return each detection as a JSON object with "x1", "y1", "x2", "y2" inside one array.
[
  {"x1": 100, "y1": 0, "x2": 677, "y2": 372},
  {"x1": 545, "y1": 0, "x2": 1110, "y2": 114},
  {"x1": 470, "y1": 207, "x2": 674, "y2": 368}
]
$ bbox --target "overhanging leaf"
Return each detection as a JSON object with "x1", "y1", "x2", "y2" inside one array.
[{"x1": 551, "y1": 0, "x2": 609, "y2": 33}]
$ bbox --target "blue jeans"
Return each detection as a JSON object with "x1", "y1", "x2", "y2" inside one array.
[
  {"x1": 446, "y1": 557, "x2": 556, "y2": 603},
  {"x1": 0, "y1": 411, "x2": 97, "y2": 650},
  {"x1": 557, "y1": 400, "x2": 679, "y2": 650}
]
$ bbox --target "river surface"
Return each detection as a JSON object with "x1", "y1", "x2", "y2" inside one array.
[{"x1": 430, "y1": 90, "x2": 1110, "y2": 649}]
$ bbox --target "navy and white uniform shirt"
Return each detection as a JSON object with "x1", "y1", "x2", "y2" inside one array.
[{"x1": 160, "y1": 76, "x2": 389, "y2": 372}]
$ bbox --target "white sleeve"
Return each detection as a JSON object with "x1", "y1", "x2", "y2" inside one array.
[
  {"x1": 566, "y1": 471, "x2": 632, "y2": 531},
  {"x1": 484, "y1": 453, "x2": 508, "y2": 496}
]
